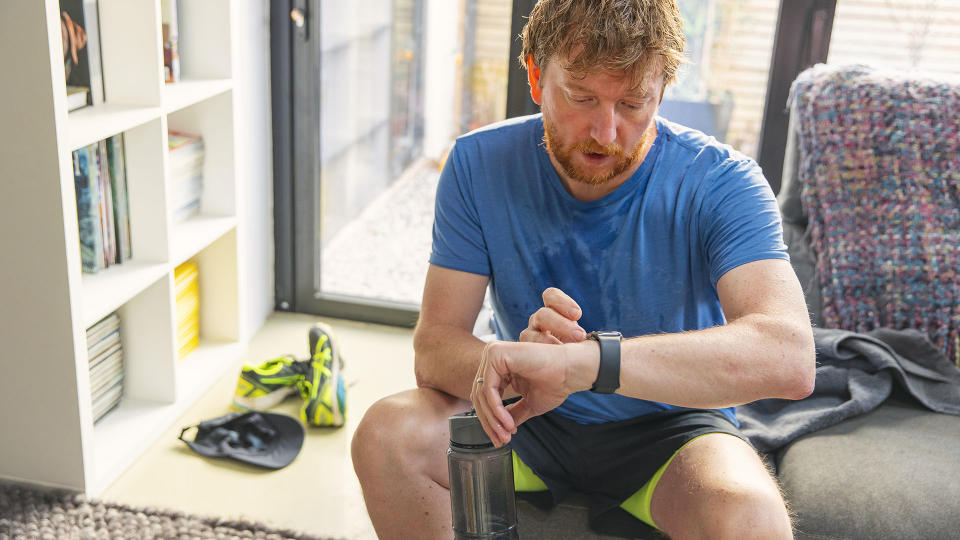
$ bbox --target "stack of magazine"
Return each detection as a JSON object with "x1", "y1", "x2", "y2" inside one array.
[
  {"x1": 175, "y1": 261, "x2": 200, "y2": 360},
  {"x1": 87, "y1": 312, "x2": 123, "y2": 422},
  {"x1": 168, "y1": 131, "x2": 204, "y2": 222}
]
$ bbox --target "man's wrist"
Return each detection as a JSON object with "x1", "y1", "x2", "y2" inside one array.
[{"x1": 564, "y1": 340, "x2": 601, "y2": 393}]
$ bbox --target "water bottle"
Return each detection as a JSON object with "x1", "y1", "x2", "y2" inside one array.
[{"x1": 448, "y1": 410, "x2": 519, "y2": 540}]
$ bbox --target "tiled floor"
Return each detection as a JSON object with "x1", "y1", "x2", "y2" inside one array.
[{"x1": 101, "y1": 312, "x2": 417, "y2": 539}]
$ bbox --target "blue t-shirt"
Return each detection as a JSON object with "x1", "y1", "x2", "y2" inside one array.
[{"x1": 429, "y1": 114, "x2": 787, "y2": 426}]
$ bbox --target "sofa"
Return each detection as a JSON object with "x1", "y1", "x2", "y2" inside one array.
[{"x1": 515, "y1": 65, "x2": 960, "y2": 539}]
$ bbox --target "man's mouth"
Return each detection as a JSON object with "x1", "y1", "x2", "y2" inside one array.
[{"x1": 583, "y1": 151, "x2": 611, "y2": 163}]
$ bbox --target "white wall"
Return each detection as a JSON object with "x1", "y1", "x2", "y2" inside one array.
[{"x1": 232, "y1": 0, "x2": 274, "y2": 339}]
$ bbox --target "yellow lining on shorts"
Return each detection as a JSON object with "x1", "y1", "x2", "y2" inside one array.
[
  {"x1": 513, "y1": 451, "x2": 549, "y2": 492},
  {"x1": 513, "y1": 432, "x2": 734, "y2": 531}
]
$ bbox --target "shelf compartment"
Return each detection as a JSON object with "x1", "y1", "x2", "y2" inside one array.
[
  {"x1": 81, "y1": 261, "x2": 169, "y2": 329},
  {"x1": 163, "y1": 79, "x2": 233, "y2": 114},
  {"x1": 170, "y1": 216, "x2": 237, "y2": 267},
  {"x1": 166, "y1": 91, "x2": 236, "y2": 218},
  {"x1": 67, "y1": 104, "x2": 162, "y2": 152},
  {"x1": 91, "y1": 340, "x2": 243, "y2": 496},
  {"x1": 176, "y1": 339, "x2": 245, "y2": 406},
  {"x1": 191, "y1": 228, "x2": 240, "y2": 344}
]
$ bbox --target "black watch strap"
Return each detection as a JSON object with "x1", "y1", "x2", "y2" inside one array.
[{"x1": 587, "y1": 331, "x2": 622, "y2": 394}]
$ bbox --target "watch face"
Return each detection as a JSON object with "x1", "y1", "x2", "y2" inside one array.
[{"x1": 588, "y1": 331, "x2": 622, "y2": 341}]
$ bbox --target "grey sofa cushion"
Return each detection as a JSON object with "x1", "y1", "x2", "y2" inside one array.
[{"x1": 778, "y1": 395, "x2": 960, "y2": 540}]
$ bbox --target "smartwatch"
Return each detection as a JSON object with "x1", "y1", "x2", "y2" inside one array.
[{"x1": 587, "y1": 331, "x2": 622, "y2": 394}]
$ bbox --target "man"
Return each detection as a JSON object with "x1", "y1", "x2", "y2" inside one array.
[{"x1": 352, "y1": 1, "x2": 815, "y2": 538}]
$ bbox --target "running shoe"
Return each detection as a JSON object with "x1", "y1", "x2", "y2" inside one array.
[
  {"x1": 233, "y1": 355, "x2": 310, "y2": 411},
  {"x1": 298, "y1": 322, "x2": 346, "y2": 427}
]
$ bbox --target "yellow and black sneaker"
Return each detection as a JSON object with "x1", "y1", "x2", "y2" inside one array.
[
  {"x1": 233, "y1": 355, "x2": 310, "y2": 411},
  {"x1": 298, "y1": 322, "x2": 346, "y2": 427}
]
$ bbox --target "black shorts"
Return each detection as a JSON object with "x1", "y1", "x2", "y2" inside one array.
[{"x1": 509, "y1": 408, "x2": 749, "y2": 537}]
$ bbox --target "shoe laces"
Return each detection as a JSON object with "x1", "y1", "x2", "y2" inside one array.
[{"x1": 312, "y1": 334, "x2": 333, "y2": 364}]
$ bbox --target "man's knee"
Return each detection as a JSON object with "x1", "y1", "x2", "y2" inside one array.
[
  {"x1": 352, "y1": 392, "x2": 420, "y2": 472},
  {"x1": 351, "y1": 388, "x2": 466, "y2": 482},
  {"x1": 653, "y1": 434, "x2": 793, "y2": 539},
  {"x1": 695, "y1": 482, "x2": 792, "y2": 540}
]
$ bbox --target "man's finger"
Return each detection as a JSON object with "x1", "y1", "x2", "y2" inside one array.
[
  {"x1": 477, "y1": 390, "x2": 509, "y2": 447},
  {"x1": 472, "y1": 380, "x2": 500, "y2": 445},
  {"x1": 542, "y1": 287, "x2": 583, "y2": 321},
  {"x1": 529, "y1": 306, "x2": 585, "y2": 343},
  {"x1": 519, "y1": 327, "x2": 563, "y2": 344},
  {"x1": 507, "y1": 398, "x2": 535, "y2": 428},
  {"x1": 487, "y1": 386, "x2": 516, "y2": 434}
]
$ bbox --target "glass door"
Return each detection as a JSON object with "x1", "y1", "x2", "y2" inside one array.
[{"x1": 275, "y1": 0, "x2": 514, "y2": 326}]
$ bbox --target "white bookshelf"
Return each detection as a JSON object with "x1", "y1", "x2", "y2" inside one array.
[{"x1": 0, "y1": 0, "x2": 246, "y2": 495}]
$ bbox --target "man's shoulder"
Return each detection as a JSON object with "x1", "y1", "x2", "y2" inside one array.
[
  {"x1": 655, "y1": 117, "x2": 762, "y2": 184},
  {"x1": 656, "y1": 117, "x2": 752, "y2": 166},
  {"x1": 454, "y1": 114, "x2": 543, "y2": 153}
]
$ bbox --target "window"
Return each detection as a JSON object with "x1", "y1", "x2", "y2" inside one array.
[
  {"x1": 662, "y1": 0, "x2": 781, "y2": 158},
  {"x1": 279, "y1": 0, "x2": 514, "y2": 323},
  {"x1": 828, "y1": 0, "x2": 960, "y2": 73}
]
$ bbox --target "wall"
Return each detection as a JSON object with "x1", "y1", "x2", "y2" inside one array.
[{"x1": 232, "y1": 0, "x2": 275, "y2": 339}]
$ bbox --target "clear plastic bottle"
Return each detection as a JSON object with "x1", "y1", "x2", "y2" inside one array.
[{"x1": 447, "y1": 410, "x2": 519, "y2": 540}]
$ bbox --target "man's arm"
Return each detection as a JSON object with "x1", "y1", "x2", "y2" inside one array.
[
  {"x1": 474, "y1": 259, "x2": 816, "y2": 446},
  {"x1": 413, "y1": 264, "x2": 490, "y2": 400},
  {"x1": 614, "y1": 258, "x2": 815, "y2": 406}
]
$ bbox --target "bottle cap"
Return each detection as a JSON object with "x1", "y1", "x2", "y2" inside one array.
[{"x1": 448, "y1": 410, "x2": 494, "y2": 448}]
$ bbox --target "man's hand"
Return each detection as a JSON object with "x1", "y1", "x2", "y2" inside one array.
[
  {"x1": 519, "y1": 287, "x2": 587, "y2": 344},
  {"x1": 470, "y1": 340, "x2": 597, "y2": 447}
]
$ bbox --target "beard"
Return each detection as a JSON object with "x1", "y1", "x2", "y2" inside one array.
[{"x1": 542, "y1": 116, "x2": 647, "y2": 186}]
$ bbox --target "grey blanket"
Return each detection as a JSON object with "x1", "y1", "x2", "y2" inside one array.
[{"x1": 737, "y1": 327, "x2": 960, "y2": 453}]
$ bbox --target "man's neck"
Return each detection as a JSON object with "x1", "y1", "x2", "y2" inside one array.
[{"x1": 554, "y1": 123, "x2": 659, "y2": 203}]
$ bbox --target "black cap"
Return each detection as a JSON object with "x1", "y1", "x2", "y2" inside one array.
[
  {"x1": 179, "y1": 411, "x2": 305, "y2": 469},
  {"x1": 449, "y1": 410, "x2": 493, "y2": 448}
]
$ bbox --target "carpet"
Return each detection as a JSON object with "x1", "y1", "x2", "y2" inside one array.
[{"x1": 0, "y1": 483, "x2": 336, "y2": 540}]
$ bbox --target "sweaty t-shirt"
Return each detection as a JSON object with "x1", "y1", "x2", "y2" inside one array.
[{"x1": 429, "y1": 114, "x2": 787, "y2": 425}]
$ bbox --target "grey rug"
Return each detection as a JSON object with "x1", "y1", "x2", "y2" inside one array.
[{"x1": 0, "y1": 483, "x2": 335, "y2": 539}]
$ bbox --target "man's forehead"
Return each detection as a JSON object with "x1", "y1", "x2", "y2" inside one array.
[
  {"x1": 547, "y1": 48, "x2": 663, "y2": 87},
  {"x1": 556, "y1": 64, "x2": 663, "y2": 96}
]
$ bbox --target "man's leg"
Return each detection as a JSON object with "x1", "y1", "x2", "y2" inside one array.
[
  {"x1": 351, "y1": 387, "x2": 470, "y2": 540},
  {"x1": 649, "y1": 433, "x2": 793, "y2": 540}
]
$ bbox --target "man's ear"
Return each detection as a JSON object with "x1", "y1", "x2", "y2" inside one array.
[{"x1": 526, "y1": 55, "x2": 543, "y2": 105}]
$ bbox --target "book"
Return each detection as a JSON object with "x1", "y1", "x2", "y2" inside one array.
[
  {"x1": 86, "y1": 311, "x2": 120, "y2": 345},
  {"x1": 161, "y1": 0, "x2": 181, "y2": 83},
  {"x1": 174, "y1": 260, "x2": 199, "y2": 360},
  {"x1": 96, "y1": 139, "x2": 115, "y2": 265},
  {"x1": 91, "y1": 370, "x2": 124, "y2": 402},
  {"x1": 92, "y1": 380, "x2": 123, "y2": 422},
  {"x1": 107, "y1": 136, "x2": 132, "y2": 262},
  {"x1": 72, "y1": 145, "x2": 104, "y2": 272},
  {"x1": 60, "y1": 0, "x2": 90, "y2": 92},
  {"x1": 89, "y1": 348, "x2": 122, "y2": 387},
  {"x1": 168, "y1": 131, "x2": 204, "y2": 221},
  {"x1": 82, "y1": 0, "x2": 104, "y2": 104},
  {"x1": 66, "y1": 85, "x2": 89, "y2": 111},
  {"x1": 86, "y1": 142, "x2": 109, "y2": 269},
  {"x1": 87, "y1": 328, "x2": 120, "y2": 362}
]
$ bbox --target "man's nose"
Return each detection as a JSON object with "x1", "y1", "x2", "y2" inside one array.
[{"x1": 590, "y1": 106, "x2": 618, "y2": 147}]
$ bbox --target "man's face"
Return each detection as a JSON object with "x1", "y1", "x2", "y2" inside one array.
[{"x1": 535, "y1": 60, "x2": 663, "y2": 186}]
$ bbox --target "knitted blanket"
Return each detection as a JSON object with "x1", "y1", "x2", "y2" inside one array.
[{"x1": 791, "y1": 64, "x2": 960, "y2": 365}]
